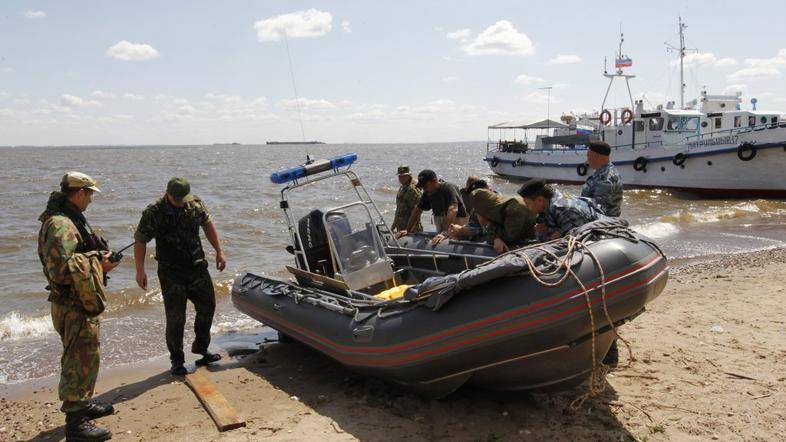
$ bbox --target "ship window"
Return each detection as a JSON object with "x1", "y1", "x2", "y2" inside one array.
[
  {"x1": 667, "y1": 117, "x2": 680, "y2": 131},
  {"x1": 761, "y1": 116, "x2": 768, "y2": 124},
  {"x1": 634, "y1": 120, "x2": 645, "y2": 132},
  {"x1": 720, "y1": 103, "x2": 726, "y2": 108},
  {"x1": 734, "y1": 116, "x2": 742, "y2": 127},
  {"x1": 701, "y1": 121, "x2": 708, "y2": 128},
  {"x1": 684, "y1": 117, "x2": 699, "y2": 131},
  {"x1": 714, "y1": 118, "x2": 722, "y2": 129},
  {"x1": 648, "y1": 117, "x2": 664, "y2": 131},
  {"x1": 748, "y1": 116, "x2": 756, "y2": 127},
  {"x1": 772, "y1": 116, "x2": 779, "y2": 124}
]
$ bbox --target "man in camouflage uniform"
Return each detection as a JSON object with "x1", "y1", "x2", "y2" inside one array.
[
  {"x1": 518, "y1": 179, "x2": 607, "y2": 242},
  {"x1": 469, "y1": 188, "x2": 536, "y2": 253},
  {"x1": 38, "y1": 172, "x2": 117, "y2": 441},
  {"x1": 392, "y1": 166, "x2": 422, "y2": 233},
  {"x1": 581, "y1": 141, "x2": 623, "y2": 217},
  {"x1": 134, "y1": 177, "x2": 226, "y2": 375}
]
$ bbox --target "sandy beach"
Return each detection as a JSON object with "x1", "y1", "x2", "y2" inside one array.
[{"x1": 3, "y1": 248, "x2": 785, "y2": 442}]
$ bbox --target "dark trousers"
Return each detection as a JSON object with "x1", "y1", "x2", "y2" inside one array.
[{"x1": 158, "y1": 267, "x2": 215, "y2": 364}]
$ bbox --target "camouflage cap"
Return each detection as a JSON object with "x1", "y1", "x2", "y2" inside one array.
[
  {"x1": 166, "y1": 177, "x2": 193, "y2": 203},
  {"x1": 61, "y1": 171, "x2": 101, "y2": 192},
  {"x1": 397, "y1": 165, "x2": 413, "y2": 176}
]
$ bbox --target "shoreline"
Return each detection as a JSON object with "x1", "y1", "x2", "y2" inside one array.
[{"x1": 2, "y1": 247, "x2": 785, "y2": 441}]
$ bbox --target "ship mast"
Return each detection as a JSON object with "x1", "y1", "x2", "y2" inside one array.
[
  {"x1": 600, "y1": 29, "x2": 635, "y2": 113},
  {"x1": 666, "y1": 16, "x2": 697, "y2": 109}
]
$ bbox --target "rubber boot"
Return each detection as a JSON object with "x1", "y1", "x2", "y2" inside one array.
[{"x1": 65, "y1": 409, "x2": 112, "y2": 441}]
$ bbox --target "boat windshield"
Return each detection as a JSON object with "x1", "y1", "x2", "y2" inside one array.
[{"x1": 324, "y1": 203, "x2": 393, "y2": 290}]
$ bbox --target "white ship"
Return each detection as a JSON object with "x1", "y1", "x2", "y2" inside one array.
[{"x1": 484, "y1": 19, "x2": 786, "y2": 197}]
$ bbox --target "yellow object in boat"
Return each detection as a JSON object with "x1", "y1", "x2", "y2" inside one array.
[{"x1": 374, "y1": 284, "x2": 411, "y2": 301}]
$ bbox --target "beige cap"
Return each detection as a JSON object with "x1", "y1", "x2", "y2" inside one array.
[{"x1": 61, "y1": 171, "x2": 101, "y2": 192}]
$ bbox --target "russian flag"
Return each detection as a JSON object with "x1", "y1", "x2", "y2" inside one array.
[{"x1": 616, "y1": 56, "x2": 632, "y2": 68}]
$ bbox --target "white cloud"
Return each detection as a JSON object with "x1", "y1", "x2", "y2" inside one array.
[
  {"x1": 60, "y1": 94, "x2": 101, "y2": 108},
  {"x1": 0, "y1": 67, "x2": 14, "y2": 73},
  {"x1": 548, "y1": 54, "x2": 581, "y2": 64},
  {"x1": 254, "y1": 9, "x2": 333, "y2": 42},
  {"x1": 106, "y1": 40, "x2": 160, "y2": 61},
  {"x1": 525, "y1": 90, "x2": 559, "y2": 105},
  {"x1": 515, "y1": 74, "x2": 544, "y2": 85},
  {"x1": 728, "y1": 66, "x2": 780, "y2": 81},
  {"x1": 723, "y1": 84, "x2": 747, "y2": 94},
  {"x1": 24, "y1": 10, "x2": 46, "y2": 19},
  {"x1": 278, "y1": 97, "x2": 336, "y2": 110},
  {"x1": 122, "y1": 93, "x2": 145, "y2": 101},
  {"x1": 671, "y1": 52, "x2": 737, "y2": 68},
  {"x1": 92, "y1": 90, "x2": 116, "y2": 99},
  {"x1": 446, "y1": 29, "x2": 471, "y2": 42},
  {"x1": 715, "y1": 58, "x2": 738, "y2": 67},
  {"x1": 727, "y1": 49, "x2": 786, "y2": 80},
  {"x1": 442, "y1": 76, "x2": 459, "y2": 83},
  {"x1": 341, "y1": 20, "x2": 352, "y2": 33},
  {"x1": 461, "y1": 21, "x2": 534, "y2": 57}
]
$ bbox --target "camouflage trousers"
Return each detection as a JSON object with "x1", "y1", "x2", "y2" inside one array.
[
  {"x1": 158, "y1": 267, "x2": 216, "y2": 364},
  {"x1": 51, "y1": 302, "x2": 100, "y2": 413}
]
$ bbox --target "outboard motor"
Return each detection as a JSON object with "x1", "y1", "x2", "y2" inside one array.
[{"x1": 296, "y1": 209, "x2": 349, "y2": 277}]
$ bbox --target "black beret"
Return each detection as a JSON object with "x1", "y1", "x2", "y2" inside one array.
[
  {"x1": 588, "y1": 141, "x2": 611, "y2": 156},
  {"x1": 518, "y1": 178, "x2": 546, "y2": 198}
]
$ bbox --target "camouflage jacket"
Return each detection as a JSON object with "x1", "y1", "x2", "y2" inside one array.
[
  {"x1": 393, "y1": 184, "x2": 422, "y2": 232},
  {"x1": 543, "y1": 191, "x2": 606, "y2": 239},
  {"x1": 134, "y1": 196, "x2": 212, "y2": 271},
  {"x1": 581, "y1": 162, "x2": 623, "y2": 217},
  {"x1": 37, "y1": 192, "x2": 107, "y2": 314}
]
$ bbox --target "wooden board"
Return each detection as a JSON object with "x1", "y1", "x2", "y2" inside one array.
[{"x1": 185, "y1": 370, "x2": 246, "y2": 432}]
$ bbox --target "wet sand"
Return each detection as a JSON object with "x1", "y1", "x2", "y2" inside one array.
[{"x1": 2, "y1": 248, "x2": 785, "y2": 442}]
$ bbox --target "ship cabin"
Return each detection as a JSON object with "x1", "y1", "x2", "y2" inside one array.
[{"x1": 595, "y1": 91, "x2": 784, "y2": 151}]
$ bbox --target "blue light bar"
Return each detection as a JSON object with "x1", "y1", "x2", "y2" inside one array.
[{"x1": 270, "y1": 153, "x2": 358, "y2": 184}]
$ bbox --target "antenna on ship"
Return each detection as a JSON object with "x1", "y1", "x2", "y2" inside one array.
[
  {"x1": 600, "y1": 28, "x2": 635, "y2": 114},
  {"x1": 665, "y1": 16, "x2": 698, "y2": 109}
]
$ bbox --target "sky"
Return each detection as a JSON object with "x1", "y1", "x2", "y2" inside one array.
[{"x1": 1, "y1": 0, "x2": 786, "y2": 145}]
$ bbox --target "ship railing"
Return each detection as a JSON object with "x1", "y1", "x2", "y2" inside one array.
[{"x1": 684, "y1": 121, "x2": 786, "y2": 144}]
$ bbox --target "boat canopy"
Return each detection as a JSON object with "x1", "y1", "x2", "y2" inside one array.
[{"x1": 488, "y1": 118, "x2": 569, "y2": 130}]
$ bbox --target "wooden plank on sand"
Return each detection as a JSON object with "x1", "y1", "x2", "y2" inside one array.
[{"x1": 185, "y1": 370, "x2": 246, "y2": 432}]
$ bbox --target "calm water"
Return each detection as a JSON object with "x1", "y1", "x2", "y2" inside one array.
[{"x1": 2, "y1": 143, "x2": 786, "y2": 384}]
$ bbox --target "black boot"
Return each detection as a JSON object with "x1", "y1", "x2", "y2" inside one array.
[
  {"x1": 84, "y1": 402, "x2": 114, "y2": 419},
  {"x1": 195, "y1": 352, "x2": 222, "y2": 366},
  {"x1": 65, "y1": 410, "x2": 112, "y2": 441}
]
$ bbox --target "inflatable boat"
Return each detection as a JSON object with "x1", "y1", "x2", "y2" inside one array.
[{"x1": 232, "y1": 153, "x2": 668, "y2": 397}]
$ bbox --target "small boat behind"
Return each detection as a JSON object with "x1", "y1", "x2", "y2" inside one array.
[{"x1": 232, "y1": 153, "x2": 669, "y2": 397}]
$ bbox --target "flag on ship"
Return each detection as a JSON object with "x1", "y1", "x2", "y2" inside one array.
[{"x1": 616, "y1": 56, "x2": 632, "y2": 68}]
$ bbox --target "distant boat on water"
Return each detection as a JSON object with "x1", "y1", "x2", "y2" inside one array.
[{"x1": 266, "y1": 141, "x2": 325, "y2": 145}]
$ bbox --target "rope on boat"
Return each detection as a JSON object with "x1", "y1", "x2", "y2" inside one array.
[{"x1": 493, "y1": 225, "x2": 637, "y2": 407}]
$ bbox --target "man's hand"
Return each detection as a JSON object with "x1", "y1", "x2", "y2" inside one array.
[
  {"x1": 395, "y1": 230, "x2": 408, "y2": 239},
  {"x1": 447, "y1": 224, "x2": 465, "y2": 239},
  {"x1": 136, "y1": 271, "x2": 148, "y2": 290},
  {"x1": 101, "y1": 252, "x2": 120, "y2": 273},
  {"x1": 216, "y1": 250, "x2": 226, "y2": 271},
  {"x1": 430, "y1": 233, "x2": 447, "y2": 246},
  {"x1": 550, "y1": 230, "x2": 563, "y2": 240},
  {"x1": 493, "y1": 238, "x2": 509, "y2": 254}
]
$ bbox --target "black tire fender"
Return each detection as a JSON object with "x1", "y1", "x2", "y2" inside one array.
[
  {"x1": 633, "y1": 156, "x2": 648, "y2": 172},
  {"x1": 737, "y1": 143, "x2": 757, "y2": 161},
  {"x1": 490, "y1": 157, "x2": 499, "y2": 167},
  {"x1": 673, "y1": 152, "x2": 687, "y2": 166},
  {"x1": 576, "y1": 163, "x2": 588, "y2": 176}
]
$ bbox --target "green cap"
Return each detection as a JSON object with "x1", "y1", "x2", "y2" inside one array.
[{"x1": 166, "y1": 177, "x2": 193, "y2": 203}]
